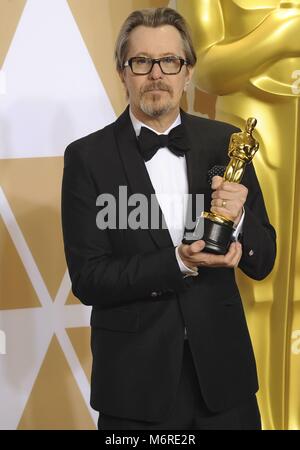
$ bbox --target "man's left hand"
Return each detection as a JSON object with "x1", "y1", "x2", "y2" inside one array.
[{"x1": 210, "y1": 176, "x2": 248, "y2": 225}]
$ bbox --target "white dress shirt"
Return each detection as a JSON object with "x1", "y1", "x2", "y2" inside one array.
[{"x1": 129, "y1": 109, "x2": 197, "y2": 276}]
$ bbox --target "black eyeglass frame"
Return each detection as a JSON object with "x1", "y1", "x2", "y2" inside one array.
[{"x1": 123, "y1": 56, "x2": 189, "y2": 75}]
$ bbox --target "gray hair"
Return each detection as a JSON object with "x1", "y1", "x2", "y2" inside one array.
[{"x1": 114, "y1": 7, "x2": 197, "y2": 71}]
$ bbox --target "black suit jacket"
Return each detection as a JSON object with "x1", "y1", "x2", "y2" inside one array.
[{"x1": 61, "y1": 107, "x2": 276, "y2": 422}]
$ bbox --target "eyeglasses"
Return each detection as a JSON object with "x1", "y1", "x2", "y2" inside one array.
[{"x1": 123, "y1": 56, "x2": 189, "y2": 75}]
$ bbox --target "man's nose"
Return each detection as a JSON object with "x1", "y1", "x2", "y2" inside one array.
[{"x1": 148, "y1": 61, "x2": 164, "y2": 79}]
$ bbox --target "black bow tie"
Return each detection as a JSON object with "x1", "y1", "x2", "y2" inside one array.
[{"x1": 137, "y1": 124, "x2": 190, "y2": 161}]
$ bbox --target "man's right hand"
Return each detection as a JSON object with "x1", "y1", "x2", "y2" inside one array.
[{"x1": 178, "y1": 240, "x2": 242, "y2": 270}]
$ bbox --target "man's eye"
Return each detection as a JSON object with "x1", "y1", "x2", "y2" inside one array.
[
  {"x1": 135, "y1": 58, "x2": 149, "y2": 65},
  {"x1": 163, "y1": 57, "x2": 177, "y2": 64}
]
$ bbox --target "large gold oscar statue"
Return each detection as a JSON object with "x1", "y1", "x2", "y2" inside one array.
[{"x1": 178, "y1": 0, "x2": 300, "y2": 430}]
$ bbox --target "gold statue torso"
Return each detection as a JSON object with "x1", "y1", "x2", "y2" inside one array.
[
  {"x1": 223, "y1": 0, "x2": 300, "y2": 95},
  {"x1": 226, "y1": 118, "x2": 259, "y2": 182}
]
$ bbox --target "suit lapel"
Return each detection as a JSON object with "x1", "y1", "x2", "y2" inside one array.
[
  {"x1": 114, "y1": 107, "x2": 173, "y2": 249},
  {"x1": 181, "y1": 109, "x2": 213, "y2": 195},
  {"x1": 181, "y1": 110, "x2": 214, "y2": 225}
]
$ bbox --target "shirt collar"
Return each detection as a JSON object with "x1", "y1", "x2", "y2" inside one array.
[{"x1": 129, "y1": 108, "x2": 181, "y2": 137}]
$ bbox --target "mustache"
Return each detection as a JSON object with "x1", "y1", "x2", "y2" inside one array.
[{"x1": 141, "y1": 82, "x2": 172, "y2": 94}]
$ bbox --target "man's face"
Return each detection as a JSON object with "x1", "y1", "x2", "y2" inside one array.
[{"x1": 120, "y1": 25, "x2": 194, "y2": 119}]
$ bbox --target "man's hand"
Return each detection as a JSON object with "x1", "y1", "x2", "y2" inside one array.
[
  {"x1": 210, "y1": 176, "x2": 248, "y2": 225},
  {"x1": 178, "y1": 240, "x2": 242, "y2": 269},
  {"x1": 177, "y1": 175, "x2": 245, "y2": 271}
]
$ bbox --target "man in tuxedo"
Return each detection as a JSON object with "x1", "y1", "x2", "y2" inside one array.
[{"x1": 61, "y1": 7, "x2": 276, "y2": 429}]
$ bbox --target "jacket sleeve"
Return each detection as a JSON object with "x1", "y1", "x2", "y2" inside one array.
[
  {"x1": 61, "y1": 142, "x2": 188, "y2": 309},
  {"x1": 238, "y1": 162, "x2": 276, "y2": 280}
]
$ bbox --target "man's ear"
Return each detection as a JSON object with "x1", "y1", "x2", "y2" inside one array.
[
  {"x1": 118, "y1": 70, "x2": 129, "y2": 99},
  {"x1": 184, "y1": 66, "x2": 195, "y2": 91},
  {"x1": 118, "y1": 69, "x2": 125, "y2": 85},
  {"x1": 186, "y1": 65, "x2": 195, "y2": 84}
]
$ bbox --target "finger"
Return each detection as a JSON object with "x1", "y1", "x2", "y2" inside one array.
[
  {"x1": 224, "y1": 241, "x2": 239, "y2": 259},
  {"x1": 190, "y1": 240, "x2": 206, "y2": 253},
  {"x1": 227, "y1": 242, "x2": 242, "y2": 267},
  {"x1": 188, "y1": 242, "x2": 242, "y2": 268},
  {"x1": 210, "y1": 200, "x2": 243, "y2": 221},
  {"x1": 185, "y1": 240, "x2": 206, "y2": 257},
  {"x1": 184, "y1": 243, "x2": 226, "y2": 266},
  {"x1": 211, "y1": 190, "x2": 241, "y2": 200},
  {"x1": 195, "y1": 247, "x2": 234, "y2": 266},
  {"x1": 184, "y1": 241, "x2": 239, "y2": 267},
  {"x1": 211, "y1": 176, "x2": 223, "y2": 190},
  {"x1": 210, "y1": 206, "x2": 235, "y2": 220},
  {"x1": 216, "y1": 242, "x2": 239, "y2": 266},
  {"x1": 223, "y1": 241, "x2": 242, "y2": 266},
  {"x1": 211, "y1": 186, "x2": 244, "y2": 206},
  {"x1": 211, "y1": 198, "x2": 233, "y2": 208},
  {"x1": 232, "y1": 248, "x2": 242, "y2": 267},
  {"x1": 222, "y1": 182, "x2": 248, "y2": 194}
]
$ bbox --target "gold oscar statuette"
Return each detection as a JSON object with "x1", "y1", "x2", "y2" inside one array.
[
  {"x1": 203, "y1": 117, "x2": 259, "y2": 254},
  {"x1": 183, "y1": 118, "x2": 259, "y2": 254}
]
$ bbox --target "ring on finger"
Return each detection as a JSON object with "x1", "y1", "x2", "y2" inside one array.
[{"x1": 221, "y1": 200, "x2": 227, "y2": 208}]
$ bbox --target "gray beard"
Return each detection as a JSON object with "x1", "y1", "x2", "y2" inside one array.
[
  {"x1": 140, "y1": 99, "x2": 172, "y2": 118},
  {"x1": 138, "y1": 83, "x2": 174, "y2": 117}
]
